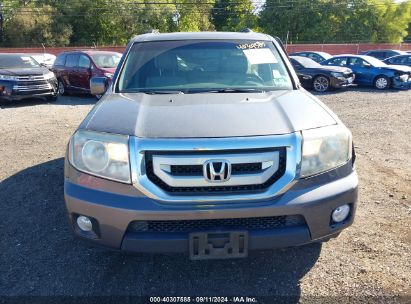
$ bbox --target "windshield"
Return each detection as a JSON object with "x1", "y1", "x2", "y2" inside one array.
[
  {"x1": 91, "y1": 53, "x2": 121, "y2": 68},
  {"x1": 0, "y1": 55, "x2": 40, "y2": 69},
  {"x1": 291, "y1": 56, "x2": 322, "y2": 68},
  {"x1": 364, "y1": 56, "x2": 387, "y2": 67},
  {"x1": 117, "y1": 40, "x2": 293, "y2": 93}
]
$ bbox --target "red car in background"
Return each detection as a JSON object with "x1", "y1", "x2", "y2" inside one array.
[{"x1": 52, "y1": 50, "x2": 122, "y2": 98}]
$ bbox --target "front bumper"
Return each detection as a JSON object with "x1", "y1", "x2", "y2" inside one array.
[
  {"x1": 64, "y1": 160, "x2": 358, "y2": 253},
  {"x1": 0, "y1": 79, "x2": 58, "y2": 101},
  {"x1": 330, "y1": 75, "x2": 355, "y2": 88},
  {"x1": 392, "y1": 77, "x2": 411, "y2": 90}
]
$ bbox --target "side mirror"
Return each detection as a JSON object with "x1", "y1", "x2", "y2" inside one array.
[{"x1": 90, "y1": 77, "x2": 108, "y2": 96}]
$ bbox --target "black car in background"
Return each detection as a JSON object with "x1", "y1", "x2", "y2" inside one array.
[
  {"x1": 0, "y1": 53, "x2": 58, "y2": 102},
  {"x1": 289, "y1": 51, "x2": 332, "y2": 63},
  {"x1": 290, "y1": 56, "x2": 355, "y2": 92},
  {"x1": 383, "y1": 55, "x2": 411, "y2": 67},
  {"x1": 360, "y1": 49, "x2": 408, "y2": 60}
]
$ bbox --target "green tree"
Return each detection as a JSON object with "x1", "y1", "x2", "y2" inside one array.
[
  {"x1": 259, "y1": 0, "x2": 411, "y2": 44},
  {"x1": 212, "y1": 0, "x2": 257, "y2": 31},
  {"x1": 3, "y1": 4, "x2": 72, "y2": 47},
  {"x1": 175, "y1": 0, "x2": 215, "y2": 31}
]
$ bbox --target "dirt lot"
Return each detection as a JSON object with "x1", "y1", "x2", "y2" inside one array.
[{"x1": 0, "y1": 89, "x2": 410, "y2": 301}]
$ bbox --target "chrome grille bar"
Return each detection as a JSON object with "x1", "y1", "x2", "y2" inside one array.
[
  {"x1": 13, "y1": 83, "x2": 52, "y2": 91},
  {"x1": 152, "y1": 151, "x2": 279, "y2": 187},
  {"x1": 130, "y1": 133, "x2": 302, "y2": 203},
  {"x1": 15, "y1": 75, "x2": 47, "y2": 81}
]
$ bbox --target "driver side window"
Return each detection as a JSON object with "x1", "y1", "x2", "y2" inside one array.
[
  {"x1": 328, "y1": 57, "x2": 347, "y2": 66},
  {"x1": 308, "y1": 53, "x2": 321, "y2": 62},
  {"x1": 78, "y1": 55, "x2": 91, "y2": 69},
  {"x1": 349, "y1": 58, "x2": 370, "y2": 68}
]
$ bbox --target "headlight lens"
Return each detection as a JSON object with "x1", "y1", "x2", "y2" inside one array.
[
  {"x1": 398, "y1": 74, "x2": 409, "y2": 82},
  {"x1": 300, "y1": 125, "x2": 352, "y2": 177},
  {"x1": 0, "y1": 74, "x2": 17, "y2": 81},
  {"x1": 69, "y1": 130, "x2": 131, "y2": 183},
  {"x1": 44, "y1": 71, "x2": 56, "y2": 80},
  {"x1": 330, "y1": 72, "x2": 344, "y2": 78}
]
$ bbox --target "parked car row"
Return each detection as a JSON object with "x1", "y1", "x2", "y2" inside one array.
[
  {"x1": 0, "y1": 53, "x2": 58, "y2": 102},
  {"x1": 0, "y1": 50, "x2": 122, "y2": 103},
  {"x1": 52, "y1": 50, "x2": 121, "y2": 98},
  {"x1": 289, "y1": 50, "x2": 411, "y2": 92},
  {"x1": 1, "y1": 46, "x2": 410, "y2": 102}
]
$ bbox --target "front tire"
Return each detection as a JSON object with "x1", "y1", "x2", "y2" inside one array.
[
  {"x1": 58, "y1": 80, "x2": 67, "y2": 96},
  {"x1": 313, "y1": 75, "x2": 330, "y2": 92},
  {"x1": 374, "y1": 75, "x2": 390, "y2": 90}
]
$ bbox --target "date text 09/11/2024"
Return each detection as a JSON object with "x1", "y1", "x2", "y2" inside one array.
[{"x1": 149, "y1": 296, "x2": 258, "y2": 303}]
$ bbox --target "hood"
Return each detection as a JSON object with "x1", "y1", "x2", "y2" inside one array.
[
  {"x1": 314, "y1": 66, "x2": 352, "y2": 73},
  {"x1": 319, "y1": 65, "x2": 352, "y2": 73},
  {"x1": 81, "y1": 90, "x2": 337, "y2": 138},
  {"x1": 382, "y1": 65, "x2": 411, "y2": 73},
  {"x1": 0, "y1": 67, "x2": 50, "y2": 76}
]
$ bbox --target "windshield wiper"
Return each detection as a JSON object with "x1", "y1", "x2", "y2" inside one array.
[
  {"x1": 145, "y1": 90, "x2": 185, "y2": 95},
  {"x1": 199, "y1": 88, "x2": 266, "y2": 93},
  {"x1": 125, "y1": 89, "x2": 185, "y2": 94}
]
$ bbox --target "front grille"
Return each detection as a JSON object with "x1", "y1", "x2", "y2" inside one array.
[
  {"x1": 13, "y1": 79, "x2": 52, "y2": 92},
  {"x1": 128, "y1": 215, "x2": 306, "y2": 233},
  {"x1": 170, "y1": 162, "x2": 262, "y2": 177},
  {"x1": 145, "y1": 148, "x2": 287, "y2": 195},
  {"x1": 15, "y1": 75, "x2": 46, "y2": 81}
]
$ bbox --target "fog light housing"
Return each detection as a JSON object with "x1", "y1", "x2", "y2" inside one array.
[
  {"x1": 332, "y1": 204, "x2": 350, "y2": 223},
  {"x1": 77, "y1": 215, "x2": 93, "y2": 232}
]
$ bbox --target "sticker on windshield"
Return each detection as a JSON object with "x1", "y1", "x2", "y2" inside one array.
[
  {"x1": 21, "y1": 56, "x2": 31, "y2": 60},
  {"x1": 272, "y1": 70, "x2": 282, "y2": 78},
  {"x1": 243, "y1": 48, "x2": 278, "y2": 65},
  {"x1": 237, "y1": 41, "x2": 266, "y2": 50}
]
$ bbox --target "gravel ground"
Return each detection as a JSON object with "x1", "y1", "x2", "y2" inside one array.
[{"x1": 0, "y1": 89, "x2": 410, "y2": 302}]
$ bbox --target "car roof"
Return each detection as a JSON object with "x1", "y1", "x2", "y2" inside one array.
[
  {"x1": 364, "y1": 49, "x2": 401, "y2": 52},
  {"x1": 385, "y1": 54, "x2": 410, "y2": 58},
  {"x1": 363, "y1": 49, "x2": 405, "y2": 53},
  {"x1": 329, "y1": 54, "x2": 374, "y2": 60},
  {"x1": 290, "y1": 55, "x2": 314, "y2": 61},
  {"x1": 131, "y1": 31, "x2": 273, "y2": 43},
  {"x1": 0, "y1": 53, "x2": 35, "y2": 56},
  {"x1": 27, "y1": 53, "x2": 56, "y2": 56},
  {"x1": 291, "y1": 51, "x2": 331, "y2": 56},
  {"x1": 59, "y1": 50, "x2": 121, "y2": 55}
]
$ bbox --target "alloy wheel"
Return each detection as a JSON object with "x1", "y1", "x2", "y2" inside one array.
[
  {"x1": 313, "y1": 76, "x2": 329, "y2": 92},
  {"x1": 375, "y1": 77, "x2": 388, "y2": 89},
  {"x1": 58, "y1": 81, "x2": 65, "y2": 95}
]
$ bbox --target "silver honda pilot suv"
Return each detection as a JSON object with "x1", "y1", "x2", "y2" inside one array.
[{"x1": 64, "y1": 31, "x2": 358, "y2": 260}]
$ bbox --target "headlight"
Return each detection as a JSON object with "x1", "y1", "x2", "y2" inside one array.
[
  {"x1": 44, "y1": 71, "x2": 56, "y2": 80},
  {"x1": 330, "y1": 72, "x2": 344, "y2": 78},
  {"x1": 398, "y1": 74, "x2": 409, "y2": 82},
  {"x1": 104, "y1": 72, "x2": 114, "y2": 78},
  {"x1": 0, "y1": 74, "x2": 17, "y2": 81},
  {"x1": 69, "y1": 130, "x2": 131, "y2": 183},
  {"x1": 300, "y1": 125, "x2": 352, "y2": 177}
]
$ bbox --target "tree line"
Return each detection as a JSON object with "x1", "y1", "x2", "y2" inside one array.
[{"x1": 0, "y1": 0, "x2": 410, "y2": 47}]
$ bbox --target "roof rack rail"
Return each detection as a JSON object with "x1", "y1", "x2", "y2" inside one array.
[
  {"x1": 239, "y1": 28, "x2": 253, "y2": 33},
  {"x1": 146, "y1": 29, "x2": 160, "y2": 34}
]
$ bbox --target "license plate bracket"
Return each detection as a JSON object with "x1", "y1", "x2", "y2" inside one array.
[{"x1": 189, "y1": 231, "x2": 248, "y2": 260}]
